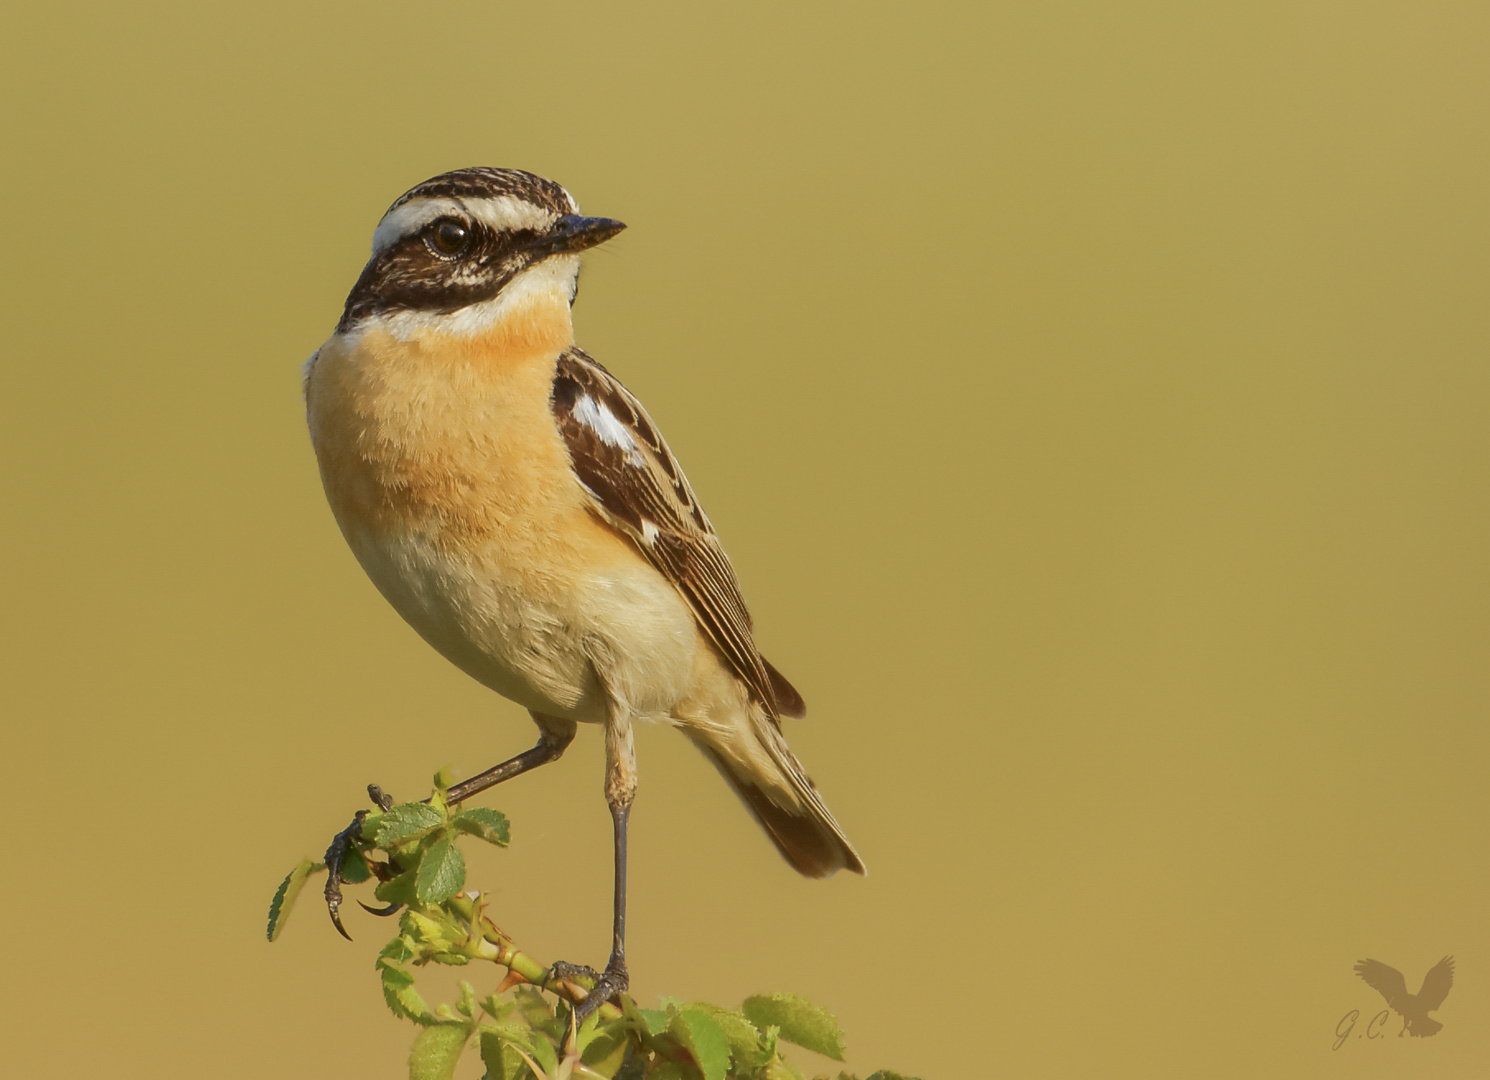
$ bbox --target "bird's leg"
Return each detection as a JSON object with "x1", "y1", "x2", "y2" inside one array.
[
  {"x1": 445, "y1": 717, "x2": 576, "y2": 804},
  {"x1": 325, "y1": 715, "x2": 577, "y2": 938},
  {"x1": 553, "y1": 709, "x2": 634, "y2": 1020}
]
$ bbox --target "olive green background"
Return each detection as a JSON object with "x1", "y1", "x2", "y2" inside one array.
[{"x1": 3, "y1": 2, "x2": 1486, "y2": 1077}]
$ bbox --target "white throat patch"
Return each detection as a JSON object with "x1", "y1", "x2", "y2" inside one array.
[{"x1": 344, "y1": 255, "x2": 581, "y2": 342}]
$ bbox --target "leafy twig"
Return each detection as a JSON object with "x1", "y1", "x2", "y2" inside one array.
[{"x1": 268, "y1": 776, "x2": 916, "y2": 1080}]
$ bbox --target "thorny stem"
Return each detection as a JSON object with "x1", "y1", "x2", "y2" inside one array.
[{"x1": 444, "y1": 894, "x2": 624, "y2": 1022}]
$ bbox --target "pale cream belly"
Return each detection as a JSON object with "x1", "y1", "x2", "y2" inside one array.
[{"x1": 343, "y1": 520, "x2": 700, "y2": 725}]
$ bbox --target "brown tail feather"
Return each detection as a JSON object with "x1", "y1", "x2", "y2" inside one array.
[
  {"x1": 762, "y1": 656, "x2": 806, "y2": 719},
  {"x1": 690, "y1": 727, "x2": 864, "y2": 878}
]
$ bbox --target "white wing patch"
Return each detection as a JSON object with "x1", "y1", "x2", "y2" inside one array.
[
  {"x1": 573, "y1": 394, "x2": 646, "y2": 463},
  {"x1": 640, "y1": 519, "x2": 660, "y2": 546}
]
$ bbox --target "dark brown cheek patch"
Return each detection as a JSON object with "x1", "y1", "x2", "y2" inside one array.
[{"x1": 338, "y1": 228, "x2": 538, "y2": 329}]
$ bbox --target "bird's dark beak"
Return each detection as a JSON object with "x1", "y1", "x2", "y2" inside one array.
[{"x1": 546, "y1": 214, "x2": 627, "y2": 255}]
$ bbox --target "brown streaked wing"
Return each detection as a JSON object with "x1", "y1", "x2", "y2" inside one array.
[{"x1": 550, "y1": 347, "x2": 805, "y2": 719}]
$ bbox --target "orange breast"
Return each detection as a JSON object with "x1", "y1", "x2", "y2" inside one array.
[
  {"x1": 304, "y1": 299, "x2": 633, "y2": 578},
  {"x1": 302, "y1": 287, "x2": 701, "y2": 723}
]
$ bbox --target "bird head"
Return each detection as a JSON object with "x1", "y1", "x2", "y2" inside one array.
[{"x1": 337, "y1": 167, "x2": 625, "y2": 342}]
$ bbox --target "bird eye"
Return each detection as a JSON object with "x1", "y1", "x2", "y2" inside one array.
[{"x1": 427, "y1": 218, "x2": 470, "y2": 256}]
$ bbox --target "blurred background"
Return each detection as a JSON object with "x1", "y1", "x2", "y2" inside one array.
[{"x1": 2, "y1": 2, "x2": 1487, "y2": 1077}]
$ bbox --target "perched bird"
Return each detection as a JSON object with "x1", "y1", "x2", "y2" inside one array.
[
  {"x1": 1354, "y1": 956, "x2": 1454, "y2": 1037},
  {"x1": 302, "y1": 167, "x2": 863, "y2": 1014}
]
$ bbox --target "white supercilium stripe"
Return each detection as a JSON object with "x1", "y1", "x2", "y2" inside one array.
[{"x1": 371, "y1": 195, "x2": 563, "y2": 256}]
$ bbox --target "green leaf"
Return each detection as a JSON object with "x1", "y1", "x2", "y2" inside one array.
[
  {"x1": 402, "y1": 909, "x2": 470, "y2": 964},
  {"x1": 376, "y1": 803, "x2": 445, "y2": 846},
  {"x1": 580, "y1": 1027, "x2": 629, "y2": 1078},
  {"x1": 415, "y1": 836, "x2": 467, "y2": 903},
  {"x1": 376, "y1": 868, "x2": 419, "y2": 907},
  {"x1": 741, "y1": 994, "x2": 845, "y2": 1061},
  {"x1": 514, "y1": 987, "x2": 562, "y2": 1041},
  {"x1": 514, "y1": 985, "x2": 552, "y2": 1018},
  {"x1": 266, "y1": 858, "x2": 319, "y2": 942},
  {"x1": 478, "y1": 1029, "x2": 533, "y2": 1080},
  {"x1": 480, "y1": 994, "x2": 517, "y2": 1023},
  {"x1": 619, "y1": 994, "x2": 666, "y2": 1053},
  {"x1": 689, "y1": 1005, "x2": 763, "y2": 1072},
  {"x1": 380, "y1": 935, "x2": 417, "y2": 965},
  {"x1": 669, "y1": 1007, "x2": 730, "y2": 1080},
  {"x1": 339, "y1": 847, "x2": 371, "y2": 884},
  {"x1": 638, "y1": 1008, "x2": 671, "y2": 1038},
  {"x1": 526, "y1": 1029, "x2": 559, "y2": 1078},
  {"x1": 381, "y1": 965, "x2": 434, "y2": 1024},
  {"x1": 478, "y1": 1020, "x2": 533, "y2": 1043},
  {"x1": 571, "y1": 1007, "x2": 607, "y2": 1056},
  {"x1": 409, "y1": 1022, "x2": 468, "y2": 1080},
  {"x1": 454, "y1": 807, "x2": 511, "y2": 846},
  {"x1": 760, "y1": 1057, "x2": 805, "y2": 1080}
]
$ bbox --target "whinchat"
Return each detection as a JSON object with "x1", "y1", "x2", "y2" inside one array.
[{"x1": 303, "y1": 168, "x2": 863, "y2": 1014}]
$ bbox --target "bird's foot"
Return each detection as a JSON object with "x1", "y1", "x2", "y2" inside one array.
[
  {"x1": 323, "y1": 785, "x2": 398, "y2": 940},
  {"x1": 550, "y1": 956, "x2": 629, "y2": 1021}
]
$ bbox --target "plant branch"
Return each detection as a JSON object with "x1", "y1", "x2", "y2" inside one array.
[{"x1": 443, "y1": 893, "x2": 624, "y2": 1022}]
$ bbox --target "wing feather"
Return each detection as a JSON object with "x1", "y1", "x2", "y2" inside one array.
[{"x1": 551, "y1": 347, "x2": 805, "y2": 719}]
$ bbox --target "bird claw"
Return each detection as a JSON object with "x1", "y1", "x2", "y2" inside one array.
[
  {"x1": 549, "y1": 960, "x2": 604, "y2": 983},
  {"x1": 551, "y1": 958, "x2": 629, "y2": 1020},
  {"x1": 323, "y1": 785, "x2": 398, "y2": 940},
  {"x1": 323, "y1": 809, "x2": 368, "y2": 940}
]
